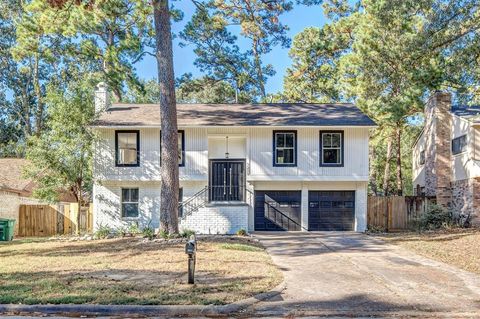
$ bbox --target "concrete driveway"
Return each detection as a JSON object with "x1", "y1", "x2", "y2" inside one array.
[{"x1": 246, "y1": 232, "x2": 480, "y2": 317}]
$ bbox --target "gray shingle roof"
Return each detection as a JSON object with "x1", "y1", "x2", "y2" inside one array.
[
  {"x1": 0, "y1": 158, "x2": 33, "y2": 194},
  {"x1": 451, "y1": 105, "x2": 480, "y2": 119},
  {"x1": 92, "y1": 103, "x2": 377, "y2": 127}
]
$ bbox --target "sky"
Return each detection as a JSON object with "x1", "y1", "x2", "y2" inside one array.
[{"x1": 135, "y1": 2, "x2": 329, "y2": 95}]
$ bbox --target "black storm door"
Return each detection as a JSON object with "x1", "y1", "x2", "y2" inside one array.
[{"x1": 210, "y1": 160, "x2": 245, "y2": 201}]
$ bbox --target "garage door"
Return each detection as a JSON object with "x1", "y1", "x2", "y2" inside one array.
[
  {"x1": 255, "y1": 191, "x2": 301, "y2": 231},
  {"x1": 308, "y1": 191, "x2": 355, "y2": 231}
]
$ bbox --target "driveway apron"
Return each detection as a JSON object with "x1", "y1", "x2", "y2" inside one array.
[{"x1": 247, "y1": 232, "x2": 480, "y2": 317}]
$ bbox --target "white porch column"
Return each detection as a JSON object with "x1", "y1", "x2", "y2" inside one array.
[
  {"x1": 301, "y1": 184, "x2": 309, "y2": 231},
  {"x1": 355, "y1": 182, "x2": 368, "y2": 232}
]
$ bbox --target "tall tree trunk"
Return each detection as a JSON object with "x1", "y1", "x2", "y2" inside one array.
[
  {"x1": 76, "y1": 180, "x2": 82, "y2": 235},
  {"x1": 252, "y1": 39, "x2": 266, "y2": 98},
  {"x1": 383, "y1": 134, "x2": 393, "y2": 196},
  {"x1": 112, "y1": 87, "x2": 122, "y2": 102},
  {"x1": 369, "y1": 145, "x2": 378, "y2": 195},
  {"x1": 33, "y1": 53, "x2": 43, "y2": 136},
  {"x1": 395, "y1": 126, "x2": 403, "y2": 196},
  {"x1": 153, "y1": 0, "x2": 179, "y2": 234}
]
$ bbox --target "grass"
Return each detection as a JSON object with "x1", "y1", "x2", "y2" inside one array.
[
  {"x1": 219, "y1": 243, "x2": 264, "y2": 252},
  {"x1": 0, "y1": 237, "x2": 282, "y2": 305},
  {"x1": 376, "y1": 228, "x2": 480, "y2": 274}
]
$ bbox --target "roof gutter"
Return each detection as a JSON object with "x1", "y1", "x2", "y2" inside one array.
[{"x1": 90, "y1": 124, "x2": 378, "y2": 129}]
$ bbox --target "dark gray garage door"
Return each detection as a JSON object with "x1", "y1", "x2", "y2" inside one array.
[
  {"x1": 308, "y1": 191, "x2": 355, "y2": 231},
  {"x1": 255, "y1": 191, "x2": 302, "y2": 231}
]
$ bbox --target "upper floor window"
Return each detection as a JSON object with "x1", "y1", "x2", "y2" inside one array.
[
  {"x1": 273, "y1": 131, "x2": 297, "y2": 166},
  {"x1": 452, "y1": 135, "x2": 467, "y2": 155},
  {"x1": 121, "y1": 188, "x2": 139, "y2": 218},
  {"x1": 320, "y1": 131, "x2": 344, "y2": 167},
  {"x1": 115, "y1": 130, "x2": 139, "y2": 167},
  {"x1": 160, "y1": 130, "x2": 185, "y2": 167},
  {"x1": 419, "y1": 150, "x2": 425, "y2": 165}
]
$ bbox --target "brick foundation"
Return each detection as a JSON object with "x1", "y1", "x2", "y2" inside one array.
[
  {"x1": 471, "y1": 178, "x2": 480, "y2": 226},
  {"x1": 451, "y1": 178, "x2": 480, "y2": 226},
  {"x1": 180, "y1": 204, "x2": 249, "y2": 234}
]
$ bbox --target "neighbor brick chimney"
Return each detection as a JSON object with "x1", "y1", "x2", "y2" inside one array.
[
  {"x1": 94, "y1": 82, "x2": 110, "y2": 113},
  {"x1": 423, "y1": 91, "x2": 452, "y2": 208}
]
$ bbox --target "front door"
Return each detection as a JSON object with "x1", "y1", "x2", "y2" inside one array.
[{"x1": 210, "y1": 160, "x2": 245, "y2": 201}]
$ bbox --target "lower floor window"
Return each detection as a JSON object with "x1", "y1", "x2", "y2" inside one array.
[{"x1": 122, "y1": 188, "x2": 139, "y2": 217}]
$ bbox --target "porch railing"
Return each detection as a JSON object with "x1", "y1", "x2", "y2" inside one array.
[
  {"x1": 178, "y1": 186, "x2": 248, "y2": 219},
  {"x1": 178, "y1": 186, "x2": 208, "y2": 219}
]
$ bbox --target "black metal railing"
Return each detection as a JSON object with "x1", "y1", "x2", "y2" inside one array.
[
  {"x1": 208, "y1": 185, "x2": 245, "y2": 202},
  {"x1": 264, "y1": 201, "x2": 305, "y2": 231},
  {"x1": 178, "y1": 185, "x2": 248, "y2": 219},
  {"x1": 178, "y1": 186, "x2": 208, "y2": 219}
]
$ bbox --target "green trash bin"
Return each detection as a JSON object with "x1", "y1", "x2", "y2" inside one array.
[{"x1": 0, "y1": 218, "x2": 16, "y2": 241}]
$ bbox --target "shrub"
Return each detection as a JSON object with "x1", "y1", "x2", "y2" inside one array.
[
  {"x1": 94, "y1": 225, "x2": 111, "y2": 239},
  {"x1": 142, "y1": 226, "x2": 155, "y2": 240},
  {"x1": 367, "y1": 225, "x2": 386, "y2": 233},
  {"x1": 128, "y1": 222, "x2": 141, "y2": 235},
  {"x1": 158, "y1": 229, "x2": 170, "y2": 239},
  {"x1": 417, "y1": 204, "x2": 453, "y2": 230},
  {"x1": 236, "y1": 228, "x2": 248, "y2": 236},
  {"x1": 180, "y1": 229, "x2": 195, "y2": 238},
  {"x1": 115, "y1": 227, "x2": 127, "y2": 237},
  {"x1": 453, "y1": 210, "x2": 472, "y2": 228}
]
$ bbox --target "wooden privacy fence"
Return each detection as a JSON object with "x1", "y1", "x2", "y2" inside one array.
[
  {"x1": 18, "y1": 203, "x2": 93, "y2": 237},
  {"x1": 367, "y1": 196, "x2": 433, "y2": 231}
]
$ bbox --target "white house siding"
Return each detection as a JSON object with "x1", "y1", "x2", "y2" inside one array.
[
  {"x1": 94, "y1": 128, "x2": 160, "y2": 181},
  {"x1": 93, "y1": 181, "x2": 161, "y2": 230},
  {"x1": 412, "y1": 130, "x2": 426, "y2": 190},
  {"x1": 93, "y1": 126, "x2": 370, "y2": 233},
  {"x1": 94, "y1": 126, "x2": 369, "y2": 182},
  {"x1": 248, "y1": 127, "x2": 369, "y2": 179},
  {"x1": 451, "y1": 116, "x2": 473, "y2": 182}
]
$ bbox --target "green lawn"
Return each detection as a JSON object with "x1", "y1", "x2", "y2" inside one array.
[{"x1": 0, "y1": 237, "x2": 282, "y2": 305}]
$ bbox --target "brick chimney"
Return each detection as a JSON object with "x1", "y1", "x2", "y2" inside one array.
[
  {"x1": 423, "y1": 91, "x2": 452, "y2": 208},
  {"x1": 94, "y1": 82, "x2": 110, "y2": 113}
]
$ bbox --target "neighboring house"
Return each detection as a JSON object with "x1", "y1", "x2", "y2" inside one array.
[
  {"x1": 0, "y1": 158, "x2": 46, "y2": 233},
  {"x1": 91, "y1": 83, "x2": 376, "y2": 234},
  {"x1": 0, "y1": 158, "x2": 77, "y2": 234},
  {"x1": 413, "y1": 91, "x2": 480, "y2": 225}
]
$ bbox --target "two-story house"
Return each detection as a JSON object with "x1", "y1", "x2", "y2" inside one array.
[
  {"x1": 413, "y1": 91, "x2": 480, "y2": 226},
  {"x1": 91, "y1": 83, "x2": 376, "y2": 234}
]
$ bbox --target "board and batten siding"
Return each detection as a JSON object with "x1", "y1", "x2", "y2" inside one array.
[
  {"x1": 94, "y1": 126, "x2": 370, "y2": 182},
  {"x1": 248, "y1": 127, "x2": 369, "y2": 179},
  {"x1": 94, "y1": 128, "x2": 209, "y2": 181}
]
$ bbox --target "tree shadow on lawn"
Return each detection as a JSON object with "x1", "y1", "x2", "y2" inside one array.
[
  {"x1": 0, "y1": 238, "x2": 183, "y2": 258},
  {"x1": 0, "y1": 237, "x2": 263, "y2": 259},
  {"x1": 0, "y1": 269, "x2": 271, "y2": 305}
]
